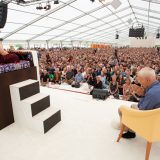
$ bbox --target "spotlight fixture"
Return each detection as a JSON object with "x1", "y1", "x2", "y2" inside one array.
[
  {"x1": 156, "y1": 33, "x2": 160, "y2": 39},
  {"x1": 44, "y1": 4, "x2": 51, "y2": 10},
  {"x1": 36, "y1": 3, "x2": 43, "y2": 10},
  {"x1": 90, "y1": 0, "x2": 95, "y2": 2},
  {"x1": 2, "y1": 0, "x2": 60, "y2": 7},
  {"x1": 44, "y1": 1, "x2": 51, "y2": 10},
  {"x1": 156, "y1": 29, "x2": 160, "y2": 39},
  {"x1": 54, "y1": 0, "x2": 59, "y2": 4},
  {"x1": 115, "y1": 31, "x2": 119, "y2": 39}
]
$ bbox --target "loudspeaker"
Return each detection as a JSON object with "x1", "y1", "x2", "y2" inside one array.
[
  {"x1": 0, "y1": 2, "x2": 8, "y2": 29},
  {"x1": 129, "y1": 27, "x2": 144, "y2": 37},
  {"x1": 156, "y1": 33, "x2": 160, "y2": 39},
  {"x1": 115, "y1": 34, "x2": 119, "y2": 39},
  {"x1": 92, "y1": 89, "x2": 110, "y2": 100}
]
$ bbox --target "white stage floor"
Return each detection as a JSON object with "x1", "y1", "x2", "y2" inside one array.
[{"x1": 0, "y1": 86, "x2": 160, "y2": 160}]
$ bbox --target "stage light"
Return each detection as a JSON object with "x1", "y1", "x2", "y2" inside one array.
[
  {"x1": 36, "y1": 3, "x2": 43, "y2": 10},
  {"x1": 43, "y1": 1, "x2": 51, "y2": 10},
  {"x1": 156, "y1": 33, "x2": 160, "y2": 39},
  {"x1": 54, "y1": 0, "x2": 59, "y2": 4},
  {"x1": 115, "y1": 34, "x2": 119, "y2": 39},
  {"x1": 44, "y1": 4, "x2": 51, "y2": 10},
  {"x1": 156, "y1": 29, "x2": 160, "y2": 39},
  {"x1": 115, "y1": 31, "x2": 119, "y2": 39},
  {"x1": 7, "y1": 0, "x2": 61, "y2": 7},
  {"x1": 17, "y1": 0, "x2": 26, "y2": 4}
]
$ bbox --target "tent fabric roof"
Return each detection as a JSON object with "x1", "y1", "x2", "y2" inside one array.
[{"x1": 0, "y1": 0, "x2": 160, "y2": 43}]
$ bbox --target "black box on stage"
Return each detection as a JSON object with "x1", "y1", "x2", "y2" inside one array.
[
  {"x1": 92, "y1": 89, "x2": 110, "y2": 100},
  {"x1": 0, "y1": 2, "x2": 8, "y2": 29}
]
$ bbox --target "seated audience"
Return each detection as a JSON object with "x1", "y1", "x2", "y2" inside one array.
[
  {"x1": 90, "y1": 76, "x2": 103, "y2": 95},
  {"x1": 87, "y1": 74, "x2": 96, "y2": 87},
  {"x1": 72, "y1": 70, "x2": 84, "y2": 88},
  {"x1": 122, "y1": 78, "x2": 132, "y2": 101},
  {"x1": 49, "y1": 72, "x2": 55, "y2": 84},
  {"x1": 55, "y1": 68, "x2": 61, "y2": 84},
  {"x1": 40, "y1": 70, "x2": 49, "y2": 86},
  {"x1": 37, "y1": 47, "x2": 160, "y2": 103},
  {"x1": 109, "y1": 75, "x2": 119, "y2": 99},
  {"x1": 94, "y1": 76, "x2": 103, "y2": 89},
  {"x1": 101, "y1": 68, "x2": 109, "y2": 89},
  {"x1": 65, "y1": 67, "x2": 74, "y2": 85},
  {"x1": 118, "y1": 74, "x2": 125, "y2": 95},
  {"x1": 61, "y1": 67, "x2": 67, "y2": 82},
  {"x1": 74, "y1": 70, "x2": 84, "y2": 83}
]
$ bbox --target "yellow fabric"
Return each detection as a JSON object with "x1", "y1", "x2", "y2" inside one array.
[{"x1": 120, "y1": 106, "x2": 160, "y2": 142}]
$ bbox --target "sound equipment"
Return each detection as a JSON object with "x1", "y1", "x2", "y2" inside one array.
[
  {"x1": 71, "y1": 82, "x2": 80, "y2": 88},
  {"x1": 92, "y1": 89, "x2": 110, "y2": 100},
  {"x1": 0, "y1": 2, "x2": 8, "y2": 29},
  {"x1": 115, "y1": 34, "x2": 119, "y2": 39},
  {"x1": 156, "y1": 33, "x2": 160, "y2": 39},
  {"x1": 129, "y1": 27, "x2": 144, "y2": 38}
]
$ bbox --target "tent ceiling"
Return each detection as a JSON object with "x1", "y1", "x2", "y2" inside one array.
[{"x1": 0, "y1": 0, "x2": 160, "y2": 43}]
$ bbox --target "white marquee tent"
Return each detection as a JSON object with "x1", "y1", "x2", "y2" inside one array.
[{"x1": 1, "y1": 0, "x2": 160, "y2": 48}]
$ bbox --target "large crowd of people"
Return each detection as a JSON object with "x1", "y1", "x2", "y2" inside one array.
[{"x1": 38, "y1": 47, "x2": 160, "y2": 102}]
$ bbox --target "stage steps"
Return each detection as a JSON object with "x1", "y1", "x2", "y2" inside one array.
[{"x1": 10, "y1": 79, "x2": 61, "y2": 134}]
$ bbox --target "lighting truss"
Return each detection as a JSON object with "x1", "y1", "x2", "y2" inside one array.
[{"x1": 1, "y1": 0, "x2": 57, "y2": 6}]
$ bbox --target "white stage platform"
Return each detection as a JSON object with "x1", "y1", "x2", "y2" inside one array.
[{"x1": 0, "y1": 86, "x2": 160, "y2": 160}]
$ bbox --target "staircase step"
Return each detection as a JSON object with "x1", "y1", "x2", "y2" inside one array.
[
  {"x1": 33, "y1": 107, "x2": 61, "y2": 133},
  {"x1": 44, "y1": 110, "x2": 61, "y2": 134},
  {"x1": 21, "y1": 93, "x2": 50, "y2": 117},
  {"x1": 11, "y1": 79, "x2": 37, "y2": 88},
  {"x1": 16, "y1": 80, "x2": 40, "y2": 100}
]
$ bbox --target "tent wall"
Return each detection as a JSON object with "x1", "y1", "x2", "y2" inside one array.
[{"x1": 130, "y1": 37, "x2": 155, "y2": 47}]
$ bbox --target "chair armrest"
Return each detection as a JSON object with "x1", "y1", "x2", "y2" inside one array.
[
  {"x1": 120, "y1": 106, "x2": 160, "y2": 118},
  {"x1": 120, "y1": 106, "x2": 160, "y2": 141}
]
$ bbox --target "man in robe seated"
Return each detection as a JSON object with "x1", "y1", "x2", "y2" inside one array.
[
  {"x1": 0, "y1": 40, "x2": 19, "y2": 64},
  {"x1": 118, "y1": 67, "x2": 160, "y2": 138}
]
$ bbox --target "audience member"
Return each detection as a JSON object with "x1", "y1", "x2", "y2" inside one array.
[
  {"x1": 122, "y1": 78, "x2": 132, "y2": 101},
  {"x1": 40, "y1": 70, "x2": 49, "y2": 86},
  {"x1": 65, "y1": 66, "x2": 74, "y2": 85},
  {"x1": 109, "y1": 75, "x2": 119, "y2": 99}
]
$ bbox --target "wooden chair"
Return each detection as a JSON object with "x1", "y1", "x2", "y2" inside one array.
[{"x1": 117, "y1": 106, "x2": 160, "y2": 160}]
